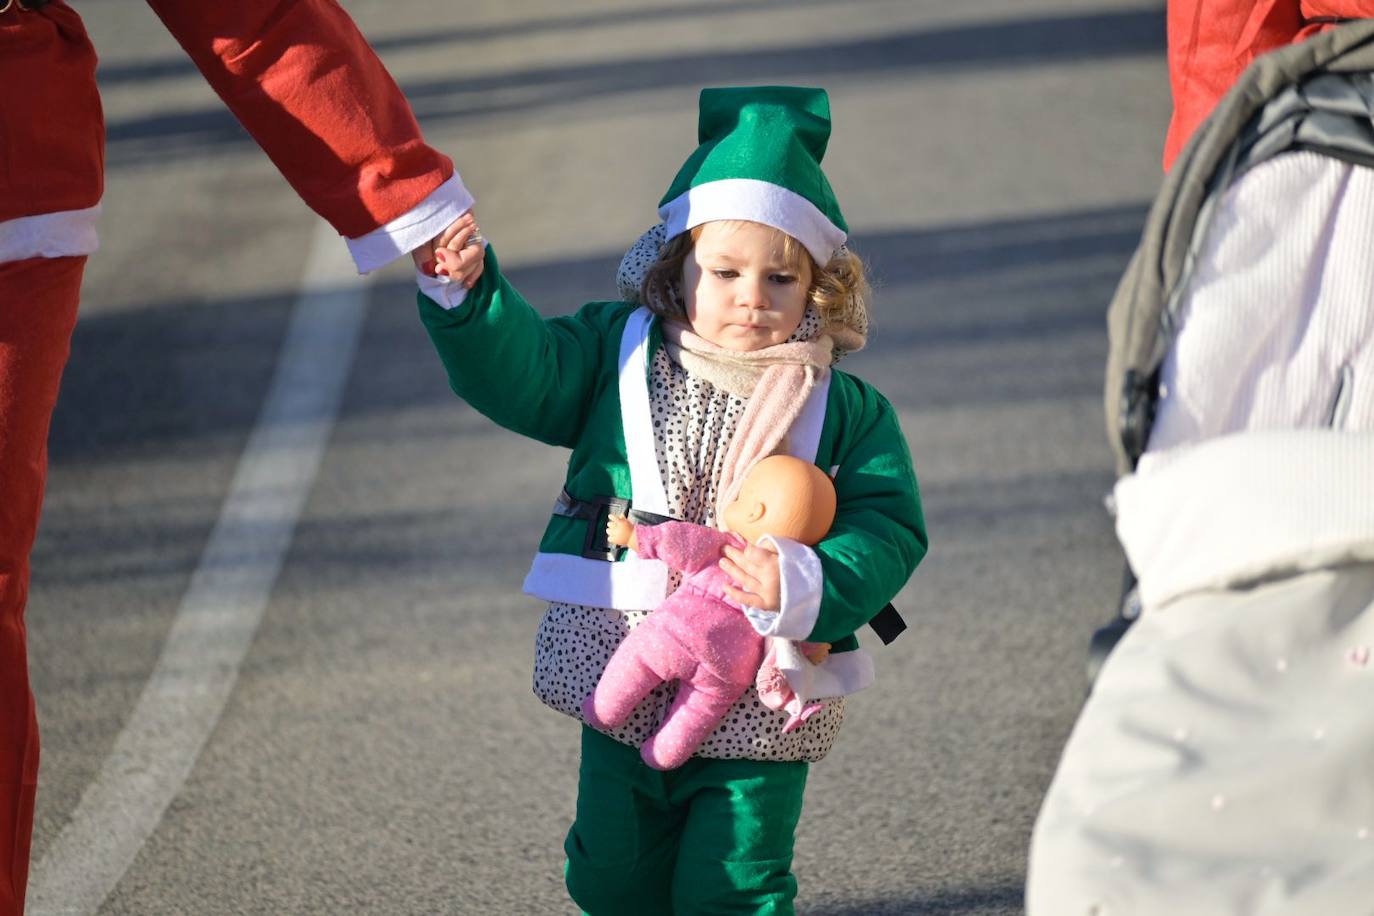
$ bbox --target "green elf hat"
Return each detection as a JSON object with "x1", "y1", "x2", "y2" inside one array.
[{"x1": 657, "y1": 86, "x2": 848, "y2": 265}]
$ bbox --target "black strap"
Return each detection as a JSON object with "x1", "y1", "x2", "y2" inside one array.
[
  {"x1": 867, "y1": 603, "x2": 906, "y2": 645},
  {"x1": 553, "y1": 489, "x2": 675, "y2": 561},
  {"x1": 552, "y1": 488, "x2": 907, "y2": 642}
]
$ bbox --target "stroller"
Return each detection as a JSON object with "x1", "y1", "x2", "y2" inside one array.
[{"x1": 1029, "y1": 20, "x2": 1374, "y2": 915}]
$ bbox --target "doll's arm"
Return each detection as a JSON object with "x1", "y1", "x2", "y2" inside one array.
[
  {"x1": 606, "y1": 515, "x2": 639, "y2": 555},
  {"x1": 631, "y1": 521, "x2": 738, "y2": 576}
]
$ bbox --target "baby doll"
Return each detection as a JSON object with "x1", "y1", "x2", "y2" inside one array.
[{"x1": 582, "y1": 454, "x2": 835, "y2": 770}]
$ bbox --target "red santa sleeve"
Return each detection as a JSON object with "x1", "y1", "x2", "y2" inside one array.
[
  {"x1": 1162, "y1": 0, "x2": 1304, "y2": 170},
  {"x1": 145, "y1": 0, "x2": 454, "y2": 241}
]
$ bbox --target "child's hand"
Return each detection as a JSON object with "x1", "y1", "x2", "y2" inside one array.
[
  {"x1": 720, "y1": 541, "x2": 781, "y2": 612},
  {"x1": 434, "y1": 214, "x2": 486, "y2": 288},
  {"x1": 801, "y1": 642, "x2": 831, "y2": 665},
  {"x1": 412, "y1": 211, "x2": 485, "y2": 287},
  {"x1": 606, "y1": 515, "x2": 637, "y2": 552},
  {"x1": 410, "y1": 211, "x2": 473, "y2": 275}
]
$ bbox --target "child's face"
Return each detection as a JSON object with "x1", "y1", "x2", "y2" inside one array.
[{"x1": 681, "y1": 221, "x2": 811, "y2": 351}]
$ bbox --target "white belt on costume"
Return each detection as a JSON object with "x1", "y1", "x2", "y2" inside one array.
[{"x1": 0, "y1": 206, "x2": 102, "y2": 264}]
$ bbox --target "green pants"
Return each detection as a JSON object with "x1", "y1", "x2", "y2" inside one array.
[{"x1": 565, "y1": 726, "x2": 809, "y2": 916}]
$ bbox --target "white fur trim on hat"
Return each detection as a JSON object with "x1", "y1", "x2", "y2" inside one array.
[{"x1": 658, "y1": 178, "x2": 846, "y2": 264}]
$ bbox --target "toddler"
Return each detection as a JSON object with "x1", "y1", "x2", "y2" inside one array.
[{"x1": 418, "y1": 86, "x2": 926, "y2": 915}]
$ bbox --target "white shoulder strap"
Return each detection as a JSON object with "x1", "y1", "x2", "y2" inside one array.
[
  {"x1": 617, "y1": 307, "x2": 669, "y2": 515},
  {"x1": 786, "y1": 370, "x2": 831, "y2": 463}
]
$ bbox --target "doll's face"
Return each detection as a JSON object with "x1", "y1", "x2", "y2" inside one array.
[{"x1": 681, "y1": 220, "x2": 811, "y2": 352}]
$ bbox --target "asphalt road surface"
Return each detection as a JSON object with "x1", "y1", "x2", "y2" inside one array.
[{"x1": 25, "y1": 1, "x2": 1171, "y2": 913}]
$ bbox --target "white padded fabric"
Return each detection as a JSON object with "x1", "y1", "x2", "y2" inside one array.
[{"x1": 1143, "y1": 151, "x2": 1374, "y2": 470}]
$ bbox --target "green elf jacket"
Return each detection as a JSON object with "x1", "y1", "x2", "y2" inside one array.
[{"x1": 417, "y1": 246, "x2": 927, "y2": 659}]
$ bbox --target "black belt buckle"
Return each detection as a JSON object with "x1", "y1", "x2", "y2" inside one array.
[{"x1": 581, "y1": 495, "x2": 631, "y2": 561}]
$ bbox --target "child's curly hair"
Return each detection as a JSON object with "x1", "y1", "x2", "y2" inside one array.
[{"x1": 639, "y1": 222, "x2": 871, "y2": 343}]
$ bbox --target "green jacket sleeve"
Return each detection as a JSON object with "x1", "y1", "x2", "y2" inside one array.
[
  {"x1": 809, "y1": 385, "x2": 927, "y2": 644},
  {"x1": 416, "y1": 245, "x2": 627, "y2": 449}
]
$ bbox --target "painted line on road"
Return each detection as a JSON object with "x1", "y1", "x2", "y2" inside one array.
[{"x1": 27, "y1": 221, "x2": 372, "y2": 916}]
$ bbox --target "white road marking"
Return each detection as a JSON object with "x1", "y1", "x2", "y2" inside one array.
[{"x1": 27, "y1": 221, "x2": 372, "y2": 915}]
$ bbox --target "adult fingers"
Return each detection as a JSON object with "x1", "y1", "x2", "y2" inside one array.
[{"x1": 435, "y1": 211, "x2": 478, "y2": 251}]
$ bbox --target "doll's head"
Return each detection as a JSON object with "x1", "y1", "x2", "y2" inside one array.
[
  {"x1": 722, "y1": 455, "x2": 836, "y2": 545},
  {"x1": 634, "y1": 87, "x2": 869, "y2": 353}
]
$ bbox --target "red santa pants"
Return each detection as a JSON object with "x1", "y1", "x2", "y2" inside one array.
[
  {"x1": 1, "y1": 5, "x2": 103, "y2": 912},
  {"x1": 0, "y1": 257, "x2": 84, "y2": 916}
]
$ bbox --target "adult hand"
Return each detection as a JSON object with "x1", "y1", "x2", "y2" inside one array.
[{"x1": 720, "y1": 541, "x2": 781, "y2": 612}]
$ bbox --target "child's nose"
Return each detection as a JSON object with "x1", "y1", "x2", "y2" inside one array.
[{"x1": 738, "y1": 279, "x2": 769, "y2": 309}]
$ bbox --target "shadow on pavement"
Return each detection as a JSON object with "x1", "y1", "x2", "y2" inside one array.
[
  {"x1": 98, "y1": 0, "x2": 889, "y2": 86},
  {"x1": 38, "y1": 202, "x2": 1143, "y2": 591},
  {"x1": 103, "y1": 8, "x2": 1164, "y2": 167},
  {"x1": 48, "y1": 202, "x2": 1149, "y2": 461},
  {"x1": 809, "y1": 881, "x2": 1024, "y2": 914}
]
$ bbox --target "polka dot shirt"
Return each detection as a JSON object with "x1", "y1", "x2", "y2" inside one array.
[{"x1": 532, "y1": 309, "x2": 845, "y2": 763}]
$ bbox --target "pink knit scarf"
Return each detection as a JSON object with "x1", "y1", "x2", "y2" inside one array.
[{"x1": 660, "y1": 320, "x2": 836, "y2": 526}]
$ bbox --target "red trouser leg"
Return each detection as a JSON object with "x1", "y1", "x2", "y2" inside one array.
[{"x1": 0, "y1": 256, "x2": 84, "y2": 916}]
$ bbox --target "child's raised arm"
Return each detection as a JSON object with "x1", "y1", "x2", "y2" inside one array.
[{"x1": 416, "y1": 218, "x2": 630, "y2": 449}]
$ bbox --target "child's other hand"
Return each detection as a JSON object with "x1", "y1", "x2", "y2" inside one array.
[
  {"x1": 720, "y1": 542, "x2": 781, "y2": 612},
  {"x1": 801, "y1": 642, "x2": 831, "y2": 665},
  {"x1": 606, "y1": 515, "x2": 637, "y2": 551}
]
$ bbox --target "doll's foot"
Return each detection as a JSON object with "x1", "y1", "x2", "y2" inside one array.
[
  {"x1": 581, "y1": 693, "x2": 616, "y2": 730},
  {"x1": 640, "y1": 736, "x2": 690, "y2": 771}
]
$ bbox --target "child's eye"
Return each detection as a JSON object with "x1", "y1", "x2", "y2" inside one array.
[
  {"x1": 770, "y1": 273, "x2": 797, "y2": 285},
  {"x1": 712, "y1": 269, "x2": 738, "y2": 279}
]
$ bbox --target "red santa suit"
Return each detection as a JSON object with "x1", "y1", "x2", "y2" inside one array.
[
  {"x1": 1163, "y1": 0, "x2": 1374, "y2": 169},
  {"x1": 0, "y1": 3, "x2": 469, "y2": 913}
]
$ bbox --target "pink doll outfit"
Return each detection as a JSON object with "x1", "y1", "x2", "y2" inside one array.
[
  {"x1": 582, "y1": 520, "x2": 766, "y2": 770},
  {"x1": 755, "y1": 641, "x2": 828, "y2": 733}
]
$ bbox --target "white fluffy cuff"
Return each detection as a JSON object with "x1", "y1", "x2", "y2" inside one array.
[
  {"x1": 345, "y1": 174, "x2": 475, "y2": 274},
  {"x1": 742, "y1": 534, "x2": 823, "y2": 639}
]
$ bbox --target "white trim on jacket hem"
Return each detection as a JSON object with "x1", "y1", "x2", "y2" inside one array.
[
  {"x1": 346, "y1": 174, "x2": 475, "y2": 274},
  {"x1": 1115, "y1": 429, "x2": 1374, "y2": 610},
  {"x1": 768, "y1": 639, "x2": 875, "y2": 702},
  {"x1": 523, "y1": 552, "x2": 669, "y2": 610},
  {"x1": 0, "y1": 206, "x2": 101, "y2": 262}
]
